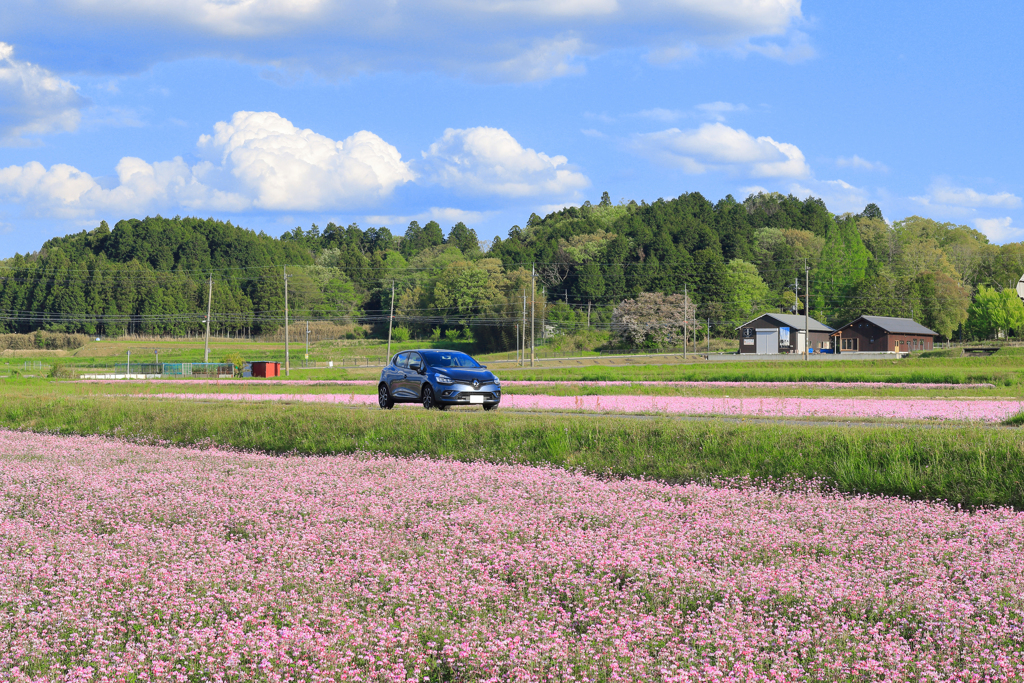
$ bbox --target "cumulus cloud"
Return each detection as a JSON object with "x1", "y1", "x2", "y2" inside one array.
[
  {"x1": 630, "y1": 122, "x2": 809, "y2": 178},
  {"x1": 420, "y1": 126, "x2": 590, "y2": 197},
  {"x1": 836, "y1": 155, "x2": 887, "y2": 172},
  {"x1": 0, "y1": 113, "x2": 585, "y2": 221},
  {"x1": 0, "y1": 111, "x2": 416, "y2": 219},
  {"x1": 0, "y1": 42, "x2": 87, "y2": 145},
  {"x1": 975, "y1": 217, "x2": 1024, "y2": 244},
  {"x1": 6, "y1": 0, "x2": 810, "y2": 81},
  {"x1": 198, "y1": 111, "x2": 415, "y2": 211},
  {"x1": 0, "y1": 157, "x2": 248, "y2": 219}
]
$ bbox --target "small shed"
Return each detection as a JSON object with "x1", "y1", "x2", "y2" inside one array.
[
  {"x1": 736, "y1": 313, "x2": 834, "y2": 355},
  {"x1": 830, "y1": 316, "x2": 938, "y2": 353},
  {"x1": 250, "y1": 361, "x2": 281, "y2": 378}
]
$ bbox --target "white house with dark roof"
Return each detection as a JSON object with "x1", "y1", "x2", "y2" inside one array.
[{"x1": 735, "y1": 313, "x2": 834, "y2": 354}]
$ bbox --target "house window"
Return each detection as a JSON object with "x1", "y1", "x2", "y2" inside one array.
[{"x1": 841, "y1": 338, "x2": 858, "y2": 350}]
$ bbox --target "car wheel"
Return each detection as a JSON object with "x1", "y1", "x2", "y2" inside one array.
[
  {"x1": 378, "y1": 384, "x2": 394, "y2": 410},
  {"x1": 483, "y1": 404, "x2": 498, "y2": 411},
  {"x1": 422, "y1": 385, "x2": 438, "y2": 410}
]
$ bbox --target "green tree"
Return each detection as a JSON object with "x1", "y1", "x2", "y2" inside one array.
[
  {"x1": 966, "y1": 285, "x2": 1024, "y2": 339},
  {"x1": 914, "y1": 271, "x2": 971, "y2": 339},
  {"x1": 818, "y1": 216, "x2": 871, "y2": 316},
  {"x1": 724, "y1": 259, "x2": 771, "y2": 322}
]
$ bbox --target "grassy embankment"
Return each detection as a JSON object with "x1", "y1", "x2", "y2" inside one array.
[{"x1": 2, "y1": 379, "x2": 1022, "y2": 509}]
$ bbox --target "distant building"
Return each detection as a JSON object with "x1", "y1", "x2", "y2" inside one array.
[
  {"x1": 830, "y1": 315, "x2": 938, "y2": 353},
  {"x1": 736, "y1": 313, "x2": 834, "y2": 355}
]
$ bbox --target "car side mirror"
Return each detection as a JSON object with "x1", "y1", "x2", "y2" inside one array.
[{"x1": 409, "y1": 361, "x2": 422, "y2": 372}]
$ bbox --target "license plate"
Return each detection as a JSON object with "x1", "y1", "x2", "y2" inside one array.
[{"x1": 469, "y1": 395, "x2": 484, "y2": 404}]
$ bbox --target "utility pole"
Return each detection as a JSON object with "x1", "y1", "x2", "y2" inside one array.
[
  {"x1": 683, "y1": 283, "x2": 687, "y2": 359},
  {"x1": 386, "y1": 280, "x2": 395, "y2": 362},
  {"x1": 515, "y1": 323, "x2": 519, "y2": 363},
  {"x1": 521, "y1": 288, "x2": 527, "y2": 367},
  {"x1": 284, "y1": 266, "x2": 290, "y2": 377},
  {"x1": 707, "y1": 318, "x2": 711, "y2": 354},
  {"x1": 804, "y1": 260, "x2": 810, "y2": 361},
  {"x1": 587, "y1": 299, "x2": 591, "y2": 328},
  {"x1": 530, "y1": 264, "x2": 536, "y2": 367},
  {"x1": 305, "y1": 320, "x2": 310, "y2": 366},
  {"x1": 541, "y1": 287, "x2": 546, "y2": 347},
  {"x1": 204, "y1": 274, "x2": 212, "y2": 363}
]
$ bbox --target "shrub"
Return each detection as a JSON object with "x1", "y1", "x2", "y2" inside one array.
[
  {"x1": 444, "y1": 329, "x2": 461, "y2": 343},
  {"x1": 392, "y1": 326, "x2": 411, "y2": 343},
  {"x1": 220, "y1": 353, "x2": 246, "y2": 377}
]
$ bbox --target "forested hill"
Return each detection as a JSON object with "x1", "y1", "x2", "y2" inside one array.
[{"x1": 1, "y1": 191, "x2": 1022, "y2": 347}]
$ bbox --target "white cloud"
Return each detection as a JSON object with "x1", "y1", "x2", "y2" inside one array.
[
  {"x1": 695, "y1": 101, "x2": 748, "y2": 121},
  {"x1": 365, "y1": 207, "x2": 491, "y2": 227},
  {"x1": 927, "y1": 185, "x2": 1021, "y2": 209},
  {"x1": 580, "y1": 128, "x2": 607, "y2": 138},
  {"x1": 0, "y1": 157, "x2": 248, "y2": 219},
  {"x1": 836, "y1": 155, "x2": 887, "y2": 172},
  {"x1": 483, "y1": 37, "x2": 587, "y2": 82},
  {"x1": 975, "y1": 217, "x2": 1024, "y2": 244},
  {"x1": 788, "y1": 179, "x2": 869, "y2": 214},
  {"x1": 0, "y1": 110, "x2": 416, "y2": 218},
  {"x1": 742, "y1": 30, "x2": 815, "y2": 64},
  {"x1": 10, "y1": 0, "x2": 810, "y2": 81},
  {"x1": 633, "y1": 102, "x2": 747, "y2": 124},
  {"x1": 0, "y1": 42, "x2": 87, "y2": 145},
  {"x1": 420, "y1": 126, "x2": 590, "y2": 197},
  {"x1": 634, "y1": 108, "x2": 684, "y2": 122},
  {"x1": 630, "y1": 122, "x2": 809, "y2": 178},
  {"x1": 198, "y1": 111, "x2": 415, "y2": 211}
]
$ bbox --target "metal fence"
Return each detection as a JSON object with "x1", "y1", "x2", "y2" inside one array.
[{"x1": 160, "y1": 362, "x2": 235, "y2": 378}]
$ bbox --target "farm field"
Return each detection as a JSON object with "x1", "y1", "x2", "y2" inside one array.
[
  {"x1": 1, "y1": 429, "x2": 1023, "y2": 681},
  {"x1": 71, "y1": 377, "x2": 1022, "y2": 399},
  {"x1": 2, "y1": 379, "x2": 1024, "y2": 508},
  {"x1": 134, "y1": 390, "x2": 1024, "y2": 423}
]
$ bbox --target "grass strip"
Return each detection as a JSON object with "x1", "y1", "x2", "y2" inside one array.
[{"x1": 1, "y1": 387, "x2": 1022, "y2": 510}]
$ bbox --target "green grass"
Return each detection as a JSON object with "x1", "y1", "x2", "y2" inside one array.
[{"x1": 2, "y1": 380, "x2": 1023, "y2": 509}]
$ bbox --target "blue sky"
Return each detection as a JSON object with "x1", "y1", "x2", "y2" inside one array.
[{"x1": 1, "y1": 0, "x2": 1022, "y2": 258}]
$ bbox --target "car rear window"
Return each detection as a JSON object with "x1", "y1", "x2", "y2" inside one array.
[
  {"x1": 422, "y1": 351, "x2": 481, "y2": 368},
  {"x1": 395, "y1": 352, "x2": 410, "y2": 368}
]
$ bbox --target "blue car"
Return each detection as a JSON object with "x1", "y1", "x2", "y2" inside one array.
[{"x1": 378, "y1": 349, "x2": 501, "y2": 411}]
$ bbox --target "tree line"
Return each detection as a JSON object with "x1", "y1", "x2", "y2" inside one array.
[{"x1": 1, "y1": 190, "x2": 1023, "y2": 350}]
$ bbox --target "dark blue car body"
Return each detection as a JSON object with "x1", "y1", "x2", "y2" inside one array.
[{"x1": 378, "y1": 349, "x2": 501, "y2": 410}]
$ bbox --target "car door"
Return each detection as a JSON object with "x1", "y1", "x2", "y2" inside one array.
[
  {"x1": 391, "y1": 352, "x2": 410, "y2": 397},
  {"x1": 405, "y1": 352, "x2": 425, "y2": 396}
]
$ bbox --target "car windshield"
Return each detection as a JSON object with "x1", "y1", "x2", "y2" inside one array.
[{"x1": 422, "y1": 351, "x2": 482, "y2": 368}]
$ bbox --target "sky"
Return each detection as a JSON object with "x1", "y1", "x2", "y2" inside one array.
[{"x1": 1, "y1": 0, "x2": 1022, "y2": 258}]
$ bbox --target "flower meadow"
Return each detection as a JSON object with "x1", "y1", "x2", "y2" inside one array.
[
  {"x1": 80, "y1": 379, "x2": 995, "y2": 390},
  {"x1": 143, "y1": 391, "x2": 1024, "y2": 422},
  {"x1": 1, "y1": 430, "x2": 1023, "y2": 682}
]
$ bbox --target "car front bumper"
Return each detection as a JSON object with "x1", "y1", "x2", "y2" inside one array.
[{"x1": 438, "y1": 387, "x2": 501, "y2": 405}]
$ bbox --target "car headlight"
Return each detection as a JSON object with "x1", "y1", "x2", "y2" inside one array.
[
  {"x1": 492, "y1": 376, "x2": 500, "y2": 386},
  {"x1": 435, "y1": 374, "x2": 453, "y2": 385}
]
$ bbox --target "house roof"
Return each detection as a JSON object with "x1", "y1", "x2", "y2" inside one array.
[
  {"x1": 834, "y1": 315, "x2": 938, "y2": 336},
  {"x1": 735, "y1": 313, "x2": 833, "y2": 333}
]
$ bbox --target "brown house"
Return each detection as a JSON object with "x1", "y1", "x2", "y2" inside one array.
[
  {"x1": 830, "y1": 315, "x2": 938, "y2": 353},
  {"x1": 736, "y1": 313, "x2": 834, "y2": 354}
]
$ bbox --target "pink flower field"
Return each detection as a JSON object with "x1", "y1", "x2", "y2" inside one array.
[
  {"x1": 80, "y1": 379, "x2": 995, "y2": 390},
  {"x1": 143, "y1": 391, "x2": 1024, "y2": 422},
  {"x1": 1, "y1": 429, "x2": 1022, "y2": 682}
]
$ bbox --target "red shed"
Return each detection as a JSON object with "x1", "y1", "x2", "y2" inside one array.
[{"x1": 251, "y1": 361, "x2": 281, "y2": 377}]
